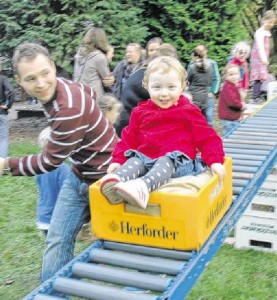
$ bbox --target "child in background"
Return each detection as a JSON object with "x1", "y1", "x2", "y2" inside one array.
[
  {"x1": 250, "y1": 10, "x2": 277, "y2": 103},
  {"x1": 100, "y1": 56, "x2": 225, "y2": 209},
  {"x1": 36, "y1": 127, "x2": 70, "y2": 235},
  {"x1": 218, "y1": 64, "x2": 246, "y2": 135},
  {"x1": 187, "y1": 47, "x2": 212, "y2": 122},
  {"x1": 96, "y1": 93, "x2": 122, "y2": 125},
  {"x1": 228, "y1": 41, "x2": 251, "y2": 100}
]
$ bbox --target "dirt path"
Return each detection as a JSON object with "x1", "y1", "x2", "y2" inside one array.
[{"x1": 9, "y1": 102, "x2": 48, "y2": 143}]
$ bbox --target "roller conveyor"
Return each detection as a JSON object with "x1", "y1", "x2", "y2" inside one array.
[{"x1": 23, "y1": 97, "x2": 277, "y2": 300}]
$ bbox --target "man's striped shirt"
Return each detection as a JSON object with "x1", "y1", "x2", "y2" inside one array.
[{"x1": 8, "y1": 78, "x2": 118, "y2": 183}]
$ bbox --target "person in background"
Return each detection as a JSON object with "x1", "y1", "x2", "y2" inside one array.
[
  {"x1": 73, "y1": 27, "x2": 114, "y2": 98},
  {"x1": 100, "y1": 56, "x2": 225, "y2": 209},
  {"x1": 218, "y1": 64, "x2": 246, "y2": 135},
  {"x1": 260, "y1": 64, "x2": 276, "y2": 98},
  {"x1": 0, "y1": 61, "x2": 15, "y2": 157},
  {"x1": 145, "y1": 37, "x2": 163, "y2": 59},
  {"x1": 36, "y1": 127, "x2": 70, "y2": 236},
  {"x1": 187, "y1": 47, "x2": 213, "y2": 123},
  {"x1": 96, "y1": 93, "x2": 122, "y2": 126},
  {"x1": 0, "y1": 42, "x2": 118, "y2": 281},
  {"x1": 112, "y1": 43, "x2": 144, "y2": 101},
  {"x1": 115, "y1": 43, "x2": 179, "y2": 137},
  {"x1": 187, "y1": 45, "x2": 220, "y2": 127},
  {"x1": 228, "y1": 41, "x2": 251, "y2": 100},
  {"x1": 250, "y1": 10, "x2": 277, "y2": 103}
]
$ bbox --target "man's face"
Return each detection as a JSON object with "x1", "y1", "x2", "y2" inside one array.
[
  {"x1": 16, "y1": 54, "x2": 57, "y2": 104},
  {"x1": 125, "y1": 46, "x2": 141, "y2": 64}
]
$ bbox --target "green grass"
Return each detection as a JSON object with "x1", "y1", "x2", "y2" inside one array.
[{"x1": 1, "y1": 142, "x2": 277, "y2": 299}]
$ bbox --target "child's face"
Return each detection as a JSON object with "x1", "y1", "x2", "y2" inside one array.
[
  {"x1": 263, "y1": 18, "x2": 276, "y2": 30},
  {"x1": 147, "y1": 69, "x2": 185, "y2": 109},
  {"x1": 235, "y1": 49, "x2": 248, "y2": 61},
  {"x1": 105, "y1": 103, "x2": 121, "y2": 125},
  {"x1": 225, "y1": 66, "x2": 240, "y2": 85}
]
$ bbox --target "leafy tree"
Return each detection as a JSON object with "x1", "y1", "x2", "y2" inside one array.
[
  {"x1": 0, "y1": 0, "x2": 275, "y2": 76},
  {"x1": 0, "y1": 0, "x2": 148, "y2": 75}
]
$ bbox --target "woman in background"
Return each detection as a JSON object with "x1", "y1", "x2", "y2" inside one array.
[{"x1": 74, "y1": 27, "x2": 114, "y2": 98}]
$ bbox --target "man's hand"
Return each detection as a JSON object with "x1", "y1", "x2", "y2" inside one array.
[
  {"x1": 210, "y1": 163, "x2": 226, "y2": 183},
  {"x1": 107, "y1": 162, "x2": 121, "y2": 174}
]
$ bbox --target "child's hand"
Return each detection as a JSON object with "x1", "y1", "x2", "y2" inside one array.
[
  {"x1": 241, "y1": 101, "x2": 247, "y2": 110},
  {"x1": 107, "y1": 162, "x2": 121, "y2": 174},
  {"x1": 262, "y1": 58, "x2": 269, "y2": 65},
  {"x1": 210, "y1": 163, "x2": 226, "y2": 183},
  {"x1": 0, "y1": 158, "x2": 6, "y2": 175}
]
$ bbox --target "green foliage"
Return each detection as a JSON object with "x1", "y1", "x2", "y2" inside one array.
[
  {"x1": 0, "y1": 0, "x2": 275, "y2": 75},
  {"x1": 0, "y1": 0, "x2": 148, "y2": 75}
]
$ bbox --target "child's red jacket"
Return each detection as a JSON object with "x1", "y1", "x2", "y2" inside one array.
[{"x1": 112, "y1": 95, "x2": 224, "y2": 167}]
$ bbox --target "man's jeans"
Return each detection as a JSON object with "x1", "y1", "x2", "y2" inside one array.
[
  {"x1": 41, "y1": 171, "x2": 91, "y2": 281},
  {"x1": 0, "y1": 114, "x2": 9, "y2": 157},
  {"x1": 202, "y1": 96, "x2": 214, "y2": 127}
]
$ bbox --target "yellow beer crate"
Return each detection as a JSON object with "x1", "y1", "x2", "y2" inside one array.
[{"x1": 89, "y1": 157, "x2": 232, "y2": 251}]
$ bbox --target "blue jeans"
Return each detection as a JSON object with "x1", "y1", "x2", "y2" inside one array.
[
  {"x1": 0, "y1": 114, "x2": 9, "y2": 157},
  {"x1": 221, "y1": 119, "x2": 239, "y2": 136},
  {"x1": 41, "y1": 171, "x2": 91, "y2": 281},
  {"x1": 201, "y1": 96, "x2": 214, "y2": 127}
]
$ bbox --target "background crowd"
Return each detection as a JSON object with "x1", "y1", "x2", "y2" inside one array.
[{"x1": 0, "y1": 6, "x2": 276, "y2": 288}]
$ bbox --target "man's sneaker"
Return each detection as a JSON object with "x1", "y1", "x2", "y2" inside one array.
[
  {"x1": 114, "y1": 179, "x2": 149, "y2": 209},
  {"x1": 100, "y1": 174, "x2": 123, "y2": 204}
]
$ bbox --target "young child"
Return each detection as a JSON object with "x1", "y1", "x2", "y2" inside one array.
[
  {"x1": 36, "y1": 127, "x2": 70, "y2": 235},
  {"x1": 96, "y1": 93, "x2": 122, "y2": 125},
  {"x1": 228, "y1": 41, "x2": 251, "y2": 100},
  {"x1": 218, "y1": 64, "x2": 246, "y2": 135},
  {"x1": 100, "y1": 56, "x2": 225, "y2": 209},
  {"x1": 250, "y1": 10, "x2": 277, "y2": 103},
  {"x1": 187, "y1": 47, "x2": 213, "y2": 122}
]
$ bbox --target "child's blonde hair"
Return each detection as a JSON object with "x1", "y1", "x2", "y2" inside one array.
[
  {"x1": 38, "y1": 126, "x2": 51, "y2": 149},
  {"x1": 231, "y1": 41, "x2": 251, "y2": 58},
  {"x1": 262, "y1": 10, "x2": 276, "y2": 22},
  {"x1": 96, "y1": 93, "x2": 122, "y2": 115},
  {"x1": 142, "y1": 56, "x2": 186, "y2": 88},
  {"x1": 222, "y1": 63, "x2": 240, "y2": 79}
]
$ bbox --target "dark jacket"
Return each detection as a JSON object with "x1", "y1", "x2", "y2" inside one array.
[
  {"x1": 187, "y1": 59, "x2": 212, "y2": 109},
  {"x1": 112, "y1": 58, "x2": 144, "y2": 101},
  {"x1": 115, "y1": 67, "x2": 149, "y2": 136},
  {"x1": 0, "y1": 74, "x2": 15, "y2": 115}
]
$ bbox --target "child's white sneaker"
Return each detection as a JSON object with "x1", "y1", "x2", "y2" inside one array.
[
  {"x1": 100, "y1": 174, "x2": 123, "y2": 204},
  {"x1": 113, "y1": 179, "x2": 149, "y2": 209}
]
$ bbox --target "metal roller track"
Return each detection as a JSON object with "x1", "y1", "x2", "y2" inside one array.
[{"x1": 23, "y1": 97, "x2": 277, "y2": 300}]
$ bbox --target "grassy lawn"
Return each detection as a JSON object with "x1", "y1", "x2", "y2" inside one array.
[{"x1": 1, "y1": 141, "x2": 277, "y2": 299}]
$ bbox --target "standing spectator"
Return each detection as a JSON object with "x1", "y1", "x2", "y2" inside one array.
[
  {"x1": 187, "y1": 47, "x2": 213, "y2": 123},
  {"x1": 145, "y1": 37, "x2": 163, "y2": 59},
  {"x1": 228, "y1": 41, "x2": 251, "y2": 100},
  {"x1": 218, "y1": 64, "x2": 246, "y2": 135},
  {"x1": 73, "y1": 27, "x2": 114, "y2": 98},
  {"x1": 115, "y1": 43, "x2": 179, "y2": 137},
  {"x1": 0, "y1": 43, "x2": 118, "y2": 281},
  {"x1": 250, "y1": 10, "x2": 277, "y2": 103},
  {"x1": 187, "y1": 45, "x2": 220, "y2": 127},
  {"x1": 36, "y1": 127, "x2": 71, "y2": 236},
  {"x1": 112, "y1": 43, "x2": 144, "y2": 101},
  {"x1": 0, "y1": 61, "x2": 15, "y2": 157},
  {"x1": 100, "y1": 56, "x2": 225, "y2": 209}
]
